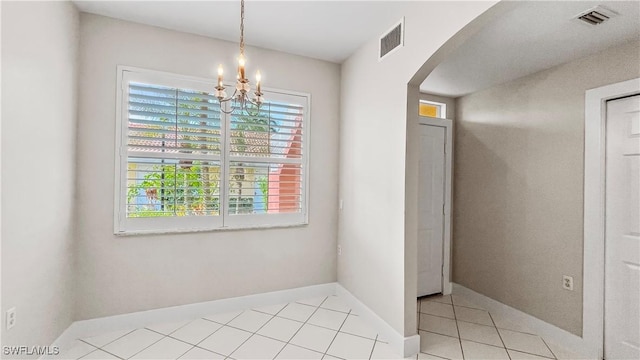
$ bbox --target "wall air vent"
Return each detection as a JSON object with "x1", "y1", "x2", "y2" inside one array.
[
  {"x1": 379, "y1": 17, "x2": 404, "y2": 61},
  {"x1": 574, "y1": 5, "x2": 617, "y2": 26}
]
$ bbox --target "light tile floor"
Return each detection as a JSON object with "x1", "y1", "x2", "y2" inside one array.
[
  {"x1": 416, "y1": 294, "x2": 592, "y2": 360},
  {"x1": 50, "y1": 294, "x2": 589, "y2": 360}
]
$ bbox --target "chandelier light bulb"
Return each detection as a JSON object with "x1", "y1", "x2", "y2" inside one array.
[
  {"x1": 238, "y1": 54, "x2": 246, "y2": 79},
  {"x1": 217, "y1": 64, "x2": 224, "y2": 87},
  {"x1": 214, "y1": 0, "x2": 264, "y2": 113}
]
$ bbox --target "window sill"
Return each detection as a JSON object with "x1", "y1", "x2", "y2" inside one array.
[{"x1": 114, "y1": 222, "x2": 309, "y2": 237}]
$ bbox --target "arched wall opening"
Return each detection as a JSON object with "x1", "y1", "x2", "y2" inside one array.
[
  {"x1": 404, "y1": 1, "x2": 640, "y2": 358},
  {"x1": 338, "y1": 0, "x2": 517, "y2": 355},
  {"x1": 402, "y1": 0, "x2": 516, "y2": 341}
]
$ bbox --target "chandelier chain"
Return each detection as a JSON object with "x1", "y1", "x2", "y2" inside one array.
[{"x1": 239, "y1": 0, "x2": 245, "y2": 56}]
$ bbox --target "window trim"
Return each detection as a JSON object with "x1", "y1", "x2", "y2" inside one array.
[{"x1": 114, "y1": 66, "x2": 311, "y2": 235}]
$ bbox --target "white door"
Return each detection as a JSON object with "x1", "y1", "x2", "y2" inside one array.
[
  {"x1": 417, "y1": 124, "x2": 446, "y2": 297},
  {"x1": 605, "y1": 95, "x2": 640, "y2": 360}
]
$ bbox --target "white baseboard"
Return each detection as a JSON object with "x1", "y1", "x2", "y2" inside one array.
[
  {"x1": 336, "y1": 284, "x2": 419, "y2": 358},
  {"x1": 443, "y1": 281, "x2": 453, "y2": 295},
  {"x1": 452, "y1": 283, "x2": 595, "y2": 359},
  {"x1": 48, "y1": 283, "x2": 416, "y2": 359},
  {"x1": 48, "y1": 283, "x2": 337, "y2": 356}
]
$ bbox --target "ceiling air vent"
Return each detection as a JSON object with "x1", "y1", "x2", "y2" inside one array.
[
  {"x1": 379, "y1": 17, "x2": 404, "y2": 61},
  {"x1": 574, "y1": 6, "x2": 617, "y2": 26}
]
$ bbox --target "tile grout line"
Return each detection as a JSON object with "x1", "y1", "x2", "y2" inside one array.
[
  {"x1": 126, "y1": 328, "x2": 185, "y2": 359},
  {"x1": 220, "y1": 304, "x2": 301, "y2": 359},
  {"x1": 78, "y1": 336, "x2": 133, "y2": 360},
  {"x1": 145, "y1": 326, "x2": 235, "y2": 359},
  {"x1": 539, "y1": 337, "x2": 558, "y2": 360},
  {"x1": 368, "y1": 334, "x2": 379, "y2": 360},
  {"x1": 297, "y1": 301, "x2": 352, "y2": 315},
  {"x1": 257, "y1": 309, "x2": 376, "y2": 340},
  {"x1": 133, "y1": 310, "x2": 248, "y2": 359},
  {"x1": 192, "y1": 309, "x2": 248, "y2": 356},
  {"x1": 75, "y1": 339, "x2": 99, "y2": 352},
  {"x1": 80, "y1": 345, "x2": 125, "y2": 360},
  {"x1": 143, "y1": 327, "x2": 228, "y2": 360},
  {"x1": 70, "y1": 341, "x2": 99, "y2": 360},
  {"x1": 423, "y1": 309, "x2": 543, "y2": 337},
  {"x1": 320, "y1": 309, "x2": 352, "y2": 359},
  {"x1": 418, "y1": 311, "x2": 456, "y2": 321},
  {"x1": 493, "y1": 325, "x2": 544, "y2": 337},
  {"x1": 508, "y1": 348, "x2": 556, "y2": 360},
  {"x1": 419, "y1": 328, "x2": 554, "y2": 356},
  {"x1": 420, "y1": 350, "x2": 451, "y2": 360},
  {"x1": 423, "y1": 295, "x2": 485, "y2": 311},
  {"x1": 171, "y1": 342, "x2": 194, "y2": 360},
  {"x1": 276, "y1": 295, "x2": 332, "y2": 357},
  {"x1": 450, "y1": 297, "x2": 466, "y2": 360},
  {"x1": 488, "y1": 311, "x2": 512, "y2": 360},
  {"x1": 271, "y1": 296, "x2": 331, "y2": 360},
  {"x1": 79, "y1": 328, "x2": 136, "y2": 351}
]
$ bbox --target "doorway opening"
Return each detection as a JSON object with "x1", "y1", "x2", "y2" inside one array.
[{"x1": 584, "y1": 78, "x2": 640, "y2": 360}]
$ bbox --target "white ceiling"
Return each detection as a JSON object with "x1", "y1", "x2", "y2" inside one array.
[
  {"x1": 420, "y1": 1, "x2": 640, "y2": 98},
  {"x1": 72, "y1": 0, "x2": 409, "y2": 63}
]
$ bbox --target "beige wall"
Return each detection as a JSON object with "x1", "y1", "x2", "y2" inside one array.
[
  {"x1": 453, "y1": 40, "x2": 640, "y2": 335},
  {"x1": 76, "y1": 14, "x2": 340, "y2": 320},
  {"x1": 1, "y1": 1, "x2": 78, "y2": 353},
  {"x1": 339, "y1": 1, "x2": 499, "y2": 337}
]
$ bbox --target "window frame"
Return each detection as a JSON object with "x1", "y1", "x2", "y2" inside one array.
[
  {"x1": 419, "y1": 100, "x2": 447, "y2": 119},
  {"x1": 114, "y1": 66, "x2": 311, "y2": 235}
]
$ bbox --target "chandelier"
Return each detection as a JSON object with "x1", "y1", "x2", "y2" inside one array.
[{"x1": 215, "y1": 0, "x2": 264, "y2": 114}]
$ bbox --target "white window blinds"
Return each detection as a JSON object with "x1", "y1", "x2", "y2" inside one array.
[
  {"x1": 115, "y1": 68, "x2": 309, "y2": 234},
  {"x1": 126, "y1": 82, "x2": 222, "y2": 218},
  {"x1": 227, "y1": 102, "x2": 305, "y2": 218}
]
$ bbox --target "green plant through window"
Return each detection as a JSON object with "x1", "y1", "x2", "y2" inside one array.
[{"x1": 127, "y1": 86, "x2": 222, "y2": 217}]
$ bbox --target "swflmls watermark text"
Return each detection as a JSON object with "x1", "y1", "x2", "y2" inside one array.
[{"x1": 3, "y1": 346, "x2": 60, "y2": 356}]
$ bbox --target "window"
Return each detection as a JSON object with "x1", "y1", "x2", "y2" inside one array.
[
  {"x1": 419, "y1": 100, "x2": 446, "y2": 119},
  {"x1": 115, "y1": 67, "x2": 309, "y2": 234}
]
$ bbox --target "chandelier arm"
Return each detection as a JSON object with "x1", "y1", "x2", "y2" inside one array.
[
  {"x1": 219, "y1": 106, "x2": 236, "y2": 115},
  {"x1": 245, "y1": 97, "x2": 261, "y2": 108},
  {"x1": 216, "y1": 88, "x2": 239, "y2": 103}
]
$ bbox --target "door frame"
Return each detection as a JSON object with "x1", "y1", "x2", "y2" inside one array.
[
  {"x1": 583, "y1": 77, "x2": 640, "y2": 359},
  {"x1": 418, "y1": 116, "x2": 453, "y2": 295}
]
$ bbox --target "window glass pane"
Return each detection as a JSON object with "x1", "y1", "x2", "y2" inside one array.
[
  {"x1": 419, "y1": 103, "x2": 439, "y2": 117},
  {"x1": 126, "y1": 157, "x2": 220, "y2": 217},
  {"x1": 119, "y1": 71, "x2": 308, "y2": 232},
  {"x1": 228, "y1": 162, "x2": 303, "y2": 215},
  {"x1": 230, "y1": 102, "x2": 304, "y2": 159},
  {"x1": 176, "y1": 89, "x2": 222, "y2": 157},
  {"x1": 128, "y1": 82, "x2": 222, "y2": 157}
]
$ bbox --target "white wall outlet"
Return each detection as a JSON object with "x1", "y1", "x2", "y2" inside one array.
[
  {"x1": 338, "y1": 245, "x2": 342, "y2": 256},
  {"x1": 563, "y1": 275, "x2": 574, "y2": 291},
  {"x1": 6, "y1": 307, "x2": 16, "y2": 330}
]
